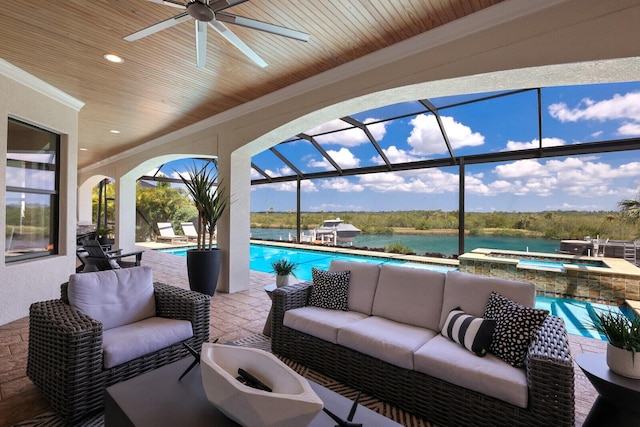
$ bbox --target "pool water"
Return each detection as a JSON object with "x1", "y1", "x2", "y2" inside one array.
[
  {"x1": 159, "y1": 244, "x2": 632, "y2": 340},
  {"x1": 161, "y1": 244, "x2": 457, "y2": 279},
  {"x1": 518, "y1": 258, "x2": 605, "y2": 271},
  {"x1": 535, "y1": 295, "x2": 634, "y2": 339}
]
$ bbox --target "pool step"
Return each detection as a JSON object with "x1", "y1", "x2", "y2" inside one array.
[{"x1": 626, "y1": 299, "x2": 640, "y2": 318}]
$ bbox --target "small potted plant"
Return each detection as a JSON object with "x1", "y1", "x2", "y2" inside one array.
[
  {"x1": 592, "y1": 309, "x2": 640, "y2": 378},
  {"x1": 271, "y1": 258, "x2": 298, "y2": 288}
]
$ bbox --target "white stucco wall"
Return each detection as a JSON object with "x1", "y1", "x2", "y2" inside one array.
[{"x1": 0, "y1": 60, "x2": 83, "y2": 325}]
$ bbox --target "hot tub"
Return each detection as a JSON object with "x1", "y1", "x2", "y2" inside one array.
[{"x1": 458, "y1": 248, "x2": 640, "y2": 304}]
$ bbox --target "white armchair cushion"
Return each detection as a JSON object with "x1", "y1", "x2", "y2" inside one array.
[
  {"x1": 68, "y1": 266, "x2": 156, "y2": 330},
  {"x1": 102, "y1": 317, "x2": 193, "y2": 368},
  {"x1": 329, "y1": 260, "x2": 380, "y2": 315}
]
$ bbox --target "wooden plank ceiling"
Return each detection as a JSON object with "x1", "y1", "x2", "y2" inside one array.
[{"x1": 0, "y1": 0, "x2": 503, "y2": 168}]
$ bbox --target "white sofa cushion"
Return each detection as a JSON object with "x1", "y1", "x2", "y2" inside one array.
[
  {"x1": 438, "y1": 271, "x2": 536, "y2": 331},
  {"x1": 414, "y1": 335, "x2": 528, "y2": 408},
  {"x1": 68, "y1": 266, "x2": 156, "y2": 330},
  {"x1": 102, "y1": 316, "x2": 193, "y2": 369},
  {"x1": 372, "y1": 264, "x2": 445, "y2": 330},
  {"x1": 337, "y1": 316, "x2": 437, "y2": 370},
  {"x1": 283, "y1": 307, "x2": 368, "y2": 344},
  {"x1": 329, "y1": 260, "x2": 380, "y2": 315}
]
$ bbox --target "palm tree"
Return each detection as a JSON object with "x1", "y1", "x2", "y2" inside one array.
[
  {"x1": 619, "y1": 195, "x2": 640, "y2": 221},
  {"x1": 619, "y1": 194, "x2": 640, "y2": 239}
]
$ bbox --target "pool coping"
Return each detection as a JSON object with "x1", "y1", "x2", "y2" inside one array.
[{"x1": 463, "y1": 247, "x2": 640, "y2": 276}]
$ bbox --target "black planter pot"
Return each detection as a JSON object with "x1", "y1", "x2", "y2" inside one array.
[{"x1": 186, "y1": 249, "x2": 221, "y2": 296}]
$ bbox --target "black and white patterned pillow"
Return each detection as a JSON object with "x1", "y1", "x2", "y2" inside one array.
[
  {"x1": 441, "y1": 307, "x2": 496, "y2": 357},
  {"x1": 308, "y1": 268, "x2": 350, "y2": 311},
  {"x1": 483, "y1": 292, "x2": 549, "y2": 368}
]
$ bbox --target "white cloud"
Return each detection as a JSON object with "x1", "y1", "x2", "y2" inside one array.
[
  {"x1": 618, "y1": 122, "x2": 640, "y2": 136},
  {"x1": 269, "y1": 180, "x2": 318, "y2": 193},
  {"x1": 548, "y1": 91, "x2": 640, "y2": 123},
  {"x1": 358, "y1": 169, "x2": 458, "y2": 194},
  {"x1": 494, "y1": 159, "x2": 546, "y2": 178},
  {"x1": 503, "y1": 137, "x2": 566, "y2": 151},
  {"x1": 320, "y1": 178, "x2": 364, "y2": 192},
  {"x1": 407, "y1": 114, "x2": 484, "y2": 155},
  {"x1": 310, "y1": 118, "x2": 388, "y2": 147},
  {"x1": 260, "y1": 166, "x2": 294, "y2": 178},
  {"x1": 308, "y1": 202, "x2": 363, "y2": 211},
  {"x1": 485, "y1": 157, "x2": 640, "y2": 198},
  {"x1": 308, "y1": 147, "x2": 360, "y2": 169},
  {"x1": 304, "y1": 119, "x2": 352, "y2": 135},
  {"x1": 371, "y1": 146, "x2": 424, "y2": 164}
]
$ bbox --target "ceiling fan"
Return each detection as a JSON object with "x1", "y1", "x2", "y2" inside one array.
[{"x1": 124, "y1": 0, "x2": 310, "y2": 68}]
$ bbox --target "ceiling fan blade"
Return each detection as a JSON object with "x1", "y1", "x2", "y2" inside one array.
[
  {"x1": 195, "y1": 20, "x2": 207, "y2": 68},
  {"x1": 146, "y1": 0, "x2": 186, "y2": 9},
  {"x1": 124, "y1": 12, "x2": 191, "y2": 41},
  {"x1": 208, "y1": 20, "x2": 267, "y2": 68},
  {"x1": 215, "y1": 12, "x2": 310, "y2": 42},
  {"x1": 209, "y1": 0, "x2": 249, "y2": 12}
]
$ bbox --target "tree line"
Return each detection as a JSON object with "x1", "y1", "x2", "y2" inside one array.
[
  {"x1": 250, "y1": 209, "x2": 639, "y2": 241},
  {"x1": 88, "y1": 181, "x2": 640, "y2": 243}
]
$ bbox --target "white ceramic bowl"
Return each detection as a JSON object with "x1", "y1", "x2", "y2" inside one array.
[{"x1": 200, "y1": 343, "x2": 324, "y2": 426}]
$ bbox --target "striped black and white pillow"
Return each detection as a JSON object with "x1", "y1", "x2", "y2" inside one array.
[{"x1": 441, "y1": 307, "x2": 496, "y2": 357}]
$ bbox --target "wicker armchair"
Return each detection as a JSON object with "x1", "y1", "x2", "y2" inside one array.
[
  {"x1": 272, "y1": 281, "x2": 575, "y2": 427},
  {"x1": 27, "y1": 280, "x2": 210, "y2": 423}
]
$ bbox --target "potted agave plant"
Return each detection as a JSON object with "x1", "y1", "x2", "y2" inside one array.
[
  {"x1": 178, "y1": 162, "x2": 228, "y2": 296},
  {"x1": 271, "y1": 258, "x2": 298, "y2": 288},
  {"x1": 592, "y1": 309, "x2": 640, "y2": 378}
]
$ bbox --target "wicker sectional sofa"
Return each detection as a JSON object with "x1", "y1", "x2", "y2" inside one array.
[{"x1": 271, "y1": 261, "x2": 574, "y2": 426}]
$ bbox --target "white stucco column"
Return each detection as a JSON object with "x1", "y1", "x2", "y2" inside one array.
[
  {"x1": 115, "y1": 174, "x2": 137, "y2": 252},
  {"x1": 77, "y1": 183, "x2": 93, "y2": 225},
  {"x1": 77, "y1": 175, "x2": 106, "y2": 225},
  {"x1": 217, "y1": 145, "x2": 251, "y2": 293}
]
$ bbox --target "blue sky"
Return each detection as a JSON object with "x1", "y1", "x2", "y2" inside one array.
[{"x1": 158, "y1": 81, "x2": 640, "y2": 213}]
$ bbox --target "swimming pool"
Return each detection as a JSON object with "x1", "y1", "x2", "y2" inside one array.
[
  {"x1": 159, "y1": 244, "x2": 634, "y2": 340},
  {"x1": 536, "y1": 295, "x2": 634, "y2": 339},
  {"x1": 160, "y1": 244, "x2": 458, "y2": 280}
]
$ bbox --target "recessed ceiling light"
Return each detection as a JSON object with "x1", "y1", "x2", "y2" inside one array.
[
  {"x1": 103, "y1": 54, "x2": 123, "y2": 63},
  {"x1": 79, "y1": 147, "x2": 88, "y2": 151},
  {"x1": 110, "y1": 130, "x2": 121, "y2": 134}
]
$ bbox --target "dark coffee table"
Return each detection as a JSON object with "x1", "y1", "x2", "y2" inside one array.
[
  {"x1": 105, "y1": 357, "x2": 402, "y2": 426},
  {"x1": 576, "y1": 352, "x2": 640, "y2": 427}
]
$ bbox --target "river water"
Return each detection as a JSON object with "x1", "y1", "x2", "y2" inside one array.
[{"x1": 250, "y1": 228, "x2": 559, "y2": 257}]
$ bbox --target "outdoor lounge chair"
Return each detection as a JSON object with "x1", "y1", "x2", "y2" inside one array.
[
  {"x1": 156, "y1": 222, "x2": 189, "y2": 244},
  {"x1": 79, "y1": 239, "x2": 144, "y2": 272},
  {"x1": 181, "y1": 222, "x2": 199, "y2": 242}
]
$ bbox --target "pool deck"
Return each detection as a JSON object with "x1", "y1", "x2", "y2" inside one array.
[{"x1": 0, "y1": 244, "x2": 612, "y2": 426}]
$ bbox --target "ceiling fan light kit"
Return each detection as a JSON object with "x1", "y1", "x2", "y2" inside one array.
[{"x1": 125, "y1": 0, "x2": 309, "y2": 68}]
